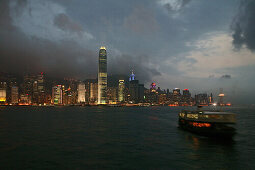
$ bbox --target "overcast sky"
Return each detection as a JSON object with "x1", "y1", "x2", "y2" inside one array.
[{"x1": 0, "y1": 0, "x2": 255, "y2": 104}]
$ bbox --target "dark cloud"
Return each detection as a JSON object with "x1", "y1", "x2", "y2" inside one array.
[
  {"x1": 162, "y1": 0, "x2": 191, "y2": 13},
  {"x1": 123, "y1": 6, "x2": 159, "y2": 34},
  {"x1": 0, "y1": 0, "x2": 160, "y2": 83},
  {"x1": 232, "y1": 0, "x2": 255, "y2": 51},
  {"x1": 109, "y1": 54, "x2": 161, "y2": 83},
  {"x1": 54, "y1": 13, "x2": 84, "y2": 35},
  {"x1": 221, "y1": 74, "x2": 231, "y2": 79}
]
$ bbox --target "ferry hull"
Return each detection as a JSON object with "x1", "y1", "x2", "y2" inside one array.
[{"x1": 179, "y1": 118, "x2": 236, "y2": 138}]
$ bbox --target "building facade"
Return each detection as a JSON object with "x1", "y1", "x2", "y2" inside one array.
[
  {"x1": 52, "y1": 85, "x2": 63, "y2": 105},
  {"x1": 77, "y1": 83, "x2": 86, "y2": 103},
  {"x1": 11, "y1": 86, "x2": 19, "y2": 104},
  {"x1": 118, "y1": 80, "x2": 125, "y2": 102},
  {"x1": 98, "y1": 46, "x2": 107, "y2": 104}
]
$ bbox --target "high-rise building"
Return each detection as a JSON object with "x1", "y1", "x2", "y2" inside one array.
[
  {"x1": 138, "y1": 84, "x2": 144, "y2": 102},
  {"x1": 22, "y1": 75, "x2": 34, "y2": 96},
  {"x1": 208, "y1": 93, "x2": 214, "y2": 105},
  {"x1": 52, "y1": 85, "x2": 63, "y2": 105},
  {"x1": 90, "y1": 82, "x2": 98, "y2": 103},
  {"x1": 32, "y1": 80, "x2": 38, "y2": 104},
  {"x1": 11, "y1": 86, "x2": 19, "y2": 104},
  {"x1": 118, "y1": 80, "x2": 125, "y2": 102},
  {"x1": 172, "y1": 88, "x2": 181, "y2": 104},
  {"x1": 0, "y1": 82, "x2": 7, "y2": 104},
  {"x1": 150, "y1": 83, "x2": 156, "y2": 92},
  {"x1": 98, "y1": 46, "x2": 107, "y2": 104},
  {"x1": 0, "y1": 89, "x2": 6, "y2": 104},
  {"x1": 129, "y1": 80, "x2": 139, "y2": 103},
  {"x1": 218, "y1": 88, "x2": 224, "y2": 106},
  {"x1": 195, "y1": 93, "x2": 208, "y2": 106},
  {"x1": 129, "y1": 71, "x2": 135, "y2": 81},
  {"x1": 107, "y1": 87, "x2": 118, "y2": 104},
  {"x1": 182, "y1": 89, "x2": 192, "y2": 106},
  {"x1": 77, "y1": 83, "x2": 86, "y2": 103},
  {"x1": 37, "y1": 73, "x2": 44, "y2": 93},
  {"x1": 37, "y1": 73, "x2": 45, "y2": 104},
  {"x1": 20, "y1": 94, "x2": 31, "y2": 105}
]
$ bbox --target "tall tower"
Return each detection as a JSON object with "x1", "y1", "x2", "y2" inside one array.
[
  {"x1": 98, "y1": 46, "x2": 107, "y2": 104},
  {"x1": 118, "y1": 80, "x2": 125, "y2": 102},
  {"x1": 77, "y1": 82, "x2": 86, "y2": 103}
]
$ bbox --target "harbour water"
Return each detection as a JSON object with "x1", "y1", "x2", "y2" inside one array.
[{"x1": 0, "y1": 106, "x2": 254, "y2": 169}]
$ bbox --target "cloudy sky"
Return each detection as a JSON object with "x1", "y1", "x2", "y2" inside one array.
[{"x1": 0, "y1": 0, "x2": 255, "y2": 104}]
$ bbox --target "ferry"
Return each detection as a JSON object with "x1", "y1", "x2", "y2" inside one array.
[{"x1": 178, "y1": 107, "x2": 236, "y2": 138}]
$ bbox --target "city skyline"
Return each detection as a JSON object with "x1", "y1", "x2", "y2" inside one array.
[
  {"x1": 0, "y1": 66, "x2": 231, "y2": 106},
  {"x1": 0, "y1": 0, "x2": 255, "y2": 104}
]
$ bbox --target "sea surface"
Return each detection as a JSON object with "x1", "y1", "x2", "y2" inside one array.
[{"x1": 0, "y1": 106, "x2": 254, "y2": 169}]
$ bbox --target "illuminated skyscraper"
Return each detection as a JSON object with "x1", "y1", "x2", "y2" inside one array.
[
  {"x1": 37, "y1": 73, "x2": 44, "y2": 93},
  {"x1": 129, "y1": 71, "x2": 135, "y2": 81},
  {"x1": 128, "y1": 71, "x2": 144, "y2": 103},
  {"x1": 52, "y1": 85, "x2": 62, "y2": 105},
  {"x1": 11, "y1": 86, "x2": 19, "y2": 104},
  {"x1": 77, "y1": 83, "x2": 86, "y2": 103},
  {"x1": 98, "y1": 46, "x2": 107, "y2": 104},
  {"x1": 0, "y1": 82, "x2": 7, "y2": 104},
  {"x1": 90, "y1": 82, "x2": 98, "y2": 103},
  {"x1": 118, "y1": 80, "x2": 125, "y2": 102}
]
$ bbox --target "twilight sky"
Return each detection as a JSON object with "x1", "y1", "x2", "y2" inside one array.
[{"x1": 0, "y1": 0, "x2": 255, "y2": 104}]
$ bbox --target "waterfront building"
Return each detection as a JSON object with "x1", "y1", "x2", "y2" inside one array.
[
  {"x1": 150, "y1": 83, "x2": 156, "y2": 92},
  {"x1": 62, "y1": 85, "x2": 77, "y2": 105},
  {"x1": 84, "y1": 79, "x2": 97, "y2": 103},
  {"x1": 32, "y1": 80, "x2": 38, "y2": 104},
  {"x1": 145, "y1": 82, "x2": 158, "y2": 104},
  {"x1": 0, "y1": 82, "x2": 7, "y2": 104},
  {"x1": 138, "y1": 84, "x2": 145, "y2": 102},
  {"x1": 22, "y1": 75, "x2": 34, "y2": 96},
  {"x1": 218, "y1": 88, "x2": 224, "y2": 106},
  {"x1": 107, "y1": 87, "x2": 118, "y2": 104},
  {"x1": 173, "y1": 88, "x2": 181, "y2": 104},
  {"x1": 98, "y1": 46, "x2": 107, "y2": 104},
  {"x1": 37, "y1": 73, "x2": 44, "y2": 93},
  {"x1": 118, "y1": 80, "x2": 125, "y2": 102},
  {"x1": 182, "y1": 89, "x2": 192, "y2": 106},
  {"x1": 11, "y1": 86, "x2": 19, "y2": 104},
  {"x1": 20, "y1": 94, "x2": 31, "y2": 105},
  {"x1": 129, "y1": 80, "x2": 139, "y2": 103},
  {"x1": 52, "y1": 85, "x2": 63, "y2": 105},
  {"x1": 159, "y1": 93, "x2": 167, "y2": 105},
  {"x1": 195, "y1": 93, "x2": 208, "y2": 106},
  {"x1": 129, "y1": 71, "x2": 135, "y2": 81},
  {"x1": 37, "y1": 73, "x2": 46, "y2": 104},
  {"x1": 208, "y1": 93, "x2": 214, "y2": 105},
  {"x1": 90, "y1": 82, "x2": 98, "y2": 104},
  {"x1": 77, "y1": 83, "x2": 86, "y2": 103},
  {"x1": 0, "y1": 86, "x2": 6, "y2": 104},
  {"x1": 128, "y1": 72, "x2": 145, "y2": 103}
]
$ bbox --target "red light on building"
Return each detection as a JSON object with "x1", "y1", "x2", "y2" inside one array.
[{"x1": 184, "y1": 89, "x2": 189, "y2": 91}]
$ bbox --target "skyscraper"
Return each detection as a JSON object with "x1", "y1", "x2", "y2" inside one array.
[
  {"x1": 128, "y1": 71, "x2": 144, "y2": 103},
  {"x1": 11, "y1": 86, "x2": 19, "y2": 104},
  {"x1": 90, "y1": 82, "x2": 98, "y2": 103},
  {"x1": 118, "y1": 80, "x2": 125, "y2": 102},
  {"x1": 52, "y1": 85, "x2": 63, "y2": 105},
  {"x1": 77, "y1": 82, "x2": 86, "y2": 103},
  {"x1": 0, "y1": 82, "x2": 7, "y2": 104},
  {"x1": 98, "y1": 46, "x2": 107, "y2": 104}
]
